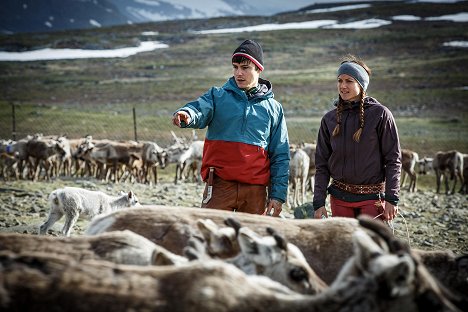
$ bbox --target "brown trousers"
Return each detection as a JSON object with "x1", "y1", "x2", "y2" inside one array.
[{"x1": 201, "y1": 175, "x2": 267, "y2": 214}]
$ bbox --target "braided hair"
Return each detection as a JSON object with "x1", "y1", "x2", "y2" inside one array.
[{"x1": 332, "y1": 54, "x2": 371, "y2": 143}]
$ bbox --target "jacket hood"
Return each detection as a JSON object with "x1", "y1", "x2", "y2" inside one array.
[
  {"x1": 225, "y1": 77, "x2": 274, "y2": 100},
  {"x1": 333, "y1": 96, "x2": 380, "y2": 110}
]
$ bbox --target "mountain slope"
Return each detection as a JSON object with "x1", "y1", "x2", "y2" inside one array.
[
  {"x1": 0, "y1": 0, "x2": 130, "y2": 34},
  {"x1": 0, "y1": 0, "x2": 256, "y2": 34},
  {"x1": 110, "y1": 0, "x2": 253, "y2": 23}
]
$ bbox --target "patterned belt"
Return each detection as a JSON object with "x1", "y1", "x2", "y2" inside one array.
[{"x1": 332, "y1": 180, "x2": 385, "y2": 195}]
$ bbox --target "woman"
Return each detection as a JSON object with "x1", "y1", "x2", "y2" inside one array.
[{"x1": 313, "y1": 55, "x2": 401, "y2": 221}]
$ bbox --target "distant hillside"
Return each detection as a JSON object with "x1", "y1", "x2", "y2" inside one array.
[
  {"x1": 0, "y1": 0, "x2": 381, "y2": 34},
  {"x1": 0, "y1": 0, "x2": 256, "y2": 34},
  {"x1": 0, "y1": 0, "x2": 129, "y2": 34}
]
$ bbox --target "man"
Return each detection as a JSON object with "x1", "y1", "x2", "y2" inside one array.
[{"x1": 172, "y1": 39, "x2": 289, "y2": 217}]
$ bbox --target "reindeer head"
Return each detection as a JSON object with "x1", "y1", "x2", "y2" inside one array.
[
  {"x1": 237, "y1": 226, "x2": 324, "y2": 295},
  {"x1": 418, "y1": 157, "x2": 433, "y2": 175},
  {"x1": 353, "y1": 216, "x2": 462, "y2": 312},
  {"x1": 120, "y1": 191, "x2": 140, "y2": 207},
  {"x1": 196, "y1": 219, "x2": 239, "y2": 259}
]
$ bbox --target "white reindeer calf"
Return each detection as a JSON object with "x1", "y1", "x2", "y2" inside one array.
[{"x1": 39, "y1": 187, "x2": 140, "y2": 236}]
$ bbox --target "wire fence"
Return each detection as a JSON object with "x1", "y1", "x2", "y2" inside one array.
[
  {"x1": 0, "y1": 103, "x2": 196, "y2": 146},
  {"x1": 0, "y1": 103, "x2": 318, "y2": 146}
]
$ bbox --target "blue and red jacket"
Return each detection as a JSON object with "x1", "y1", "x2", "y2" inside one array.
[{"x1": 175, "y1": 77, "x2": 290, "y2": 203}]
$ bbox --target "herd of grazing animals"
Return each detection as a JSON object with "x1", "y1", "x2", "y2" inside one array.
[
  {"x1": 285, "y1": 144, "x2": 466, "y2": 208},
  {"x1": 1, "y1": 133, "x2": 466, "y2": 204},
  {"x1": 0, "y1": 208, "x2": 466, "y2": 311},
  {"x1": 0, "y1": 132, "x2": 205, "y2": 185},
  {"x1": 0, "y1": 132, "x2": 466, "y2": 309}
]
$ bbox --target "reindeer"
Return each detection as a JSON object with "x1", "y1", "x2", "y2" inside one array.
[
  {"x1": 433, "y1": 150, "x2": 464, "y2": 194},
  {"x1": 186, "y1": 218, "x2": 327, "y2": 295},
  {"x1": 401, "y1": 148, "x2": 419, "y2": 192},
  {"x1": 40, "y1": 187, "x2": 140, "y2": 236},
  {"x1": 0, "y1": 230, "x2": 174, "y2": 266},
  {"x1": 25, "y1": 135, "x2": 68, "y2": 181},
  {"x1": 418, "y1": 156, "x2": 433, "y2": 175},
  {"x1": 288, "y1": 146, "x2": 310, "y2": 208},
  {"x1": 301, "y1": 142, "x2": 317, "y2": 193},
  {"x1": 459, "y1": 154, "x2": 468, "y2": 194},
  {"x1": 141, "y1": 141, "x2": 168, "y2": 184},
  {"x1": 85, "y1": 205, "x2": 359, "y2": 285}
]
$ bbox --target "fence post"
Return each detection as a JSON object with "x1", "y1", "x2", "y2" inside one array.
[
  {"x1": 11, "y1": 102, "x2": 16, "y2": 140},
  {"x1": 133, "y1": 107, "x2": 138, "y2": 142}
]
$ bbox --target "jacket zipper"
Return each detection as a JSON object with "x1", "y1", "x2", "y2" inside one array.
[{"x1": 342, "y1": 112, "x2": 349, "y2": 180}]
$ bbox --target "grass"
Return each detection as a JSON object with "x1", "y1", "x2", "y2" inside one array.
[
  {"x1": 2, "y1": 102, "x2": 465, "y2": 158},
  {"x1": 0, "y1": 1, "x2": 467, "y2": 155}
]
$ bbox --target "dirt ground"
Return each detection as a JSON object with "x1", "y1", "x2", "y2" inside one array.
[{"x1": 0, "y1": 176, "x2": 466, "y2": 255}]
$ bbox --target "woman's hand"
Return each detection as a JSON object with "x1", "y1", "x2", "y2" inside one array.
[
  {"x1": 383, "y1": 201, "x2": 398, "y2": 220},
  {"x1": 314, "y1": 206, "x2": 328, "y2": 219}
]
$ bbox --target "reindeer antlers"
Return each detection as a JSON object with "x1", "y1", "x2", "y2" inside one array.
[{"x1": 358, "y1": 215, "x2": 410, "y2": 254}]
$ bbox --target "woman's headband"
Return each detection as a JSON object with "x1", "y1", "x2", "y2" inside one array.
[{"x1": 337, "y1": 62, "x2": 370, "y2": 91}]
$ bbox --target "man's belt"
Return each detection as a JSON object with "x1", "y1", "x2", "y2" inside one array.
[{"x1": 332, "y1": 179, "x2": 385, "y2": 195}]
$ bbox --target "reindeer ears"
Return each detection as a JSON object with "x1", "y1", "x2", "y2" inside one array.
[
  {"x1": 224, "y1": 217, "x2": 241, "y2": 235},
  {"x1": 266, "y1": 227, "x2": 288, "y2": 251}
]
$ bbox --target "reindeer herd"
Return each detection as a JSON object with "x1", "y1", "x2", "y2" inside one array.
[
  {"x1": 0, "y1": 131, "x2": 202, "y2": 185},
  {"x1": 287, "y1": 143, "x2": 466, "y2": 209},
  {"x1": 401, "y1": 149, "x2": 466, "y2": 195},
  {"x1": 1, "y1": 133, "x2": 466, "y2": 210},
  {"x1": 0, "y1": 205, "x2": 466, "y2": 311}
]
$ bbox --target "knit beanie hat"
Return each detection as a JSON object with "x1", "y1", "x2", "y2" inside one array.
[
  {"x1": 232, "y1": 39, "x2": 264, "y2": 71},
  {"x1": 337, "y1": 62, "x2": 370, "y2": 91}
]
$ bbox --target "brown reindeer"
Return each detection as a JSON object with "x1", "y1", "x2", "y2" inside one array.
[
  {"x1": 460, "y1": 154, "x2": 468, "y2": 194},
  {"x1": 433, "y1": 150, "x2": 464, "y2": 194},
  {"x1": 86, "y1": 205, "x2": 359, "y2": 285},
  {"x1": 0, "y1": 230, "x2": 165, "y2": 265},
  {"x1": 401, "y1": 149, "x2": 419, "y2": 192}
]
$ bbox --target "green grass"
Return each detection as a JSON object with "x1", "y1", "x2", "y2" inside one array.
[
  {"x1": 0, "y1": 1, "x2": 467, "y2": 154},
  {"x1": 2, "y1": 102, "x2": 465, "y2": 158}
]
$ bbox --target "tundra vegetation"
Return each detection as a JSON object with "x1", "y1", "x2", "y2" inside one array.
[{"x1": 0, "y1": 2, "x2": 466, "y2": 156}]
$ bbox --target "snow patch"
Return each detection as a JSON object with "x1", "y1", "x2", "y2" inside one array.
[
  {"x1": 306, "y1": 4, "x2": 371, "y2": 14},
  {"x1": 426, "y1": 12, "x2": 468, "y2": 22},
  {"x1": 443, "y1": 41, "x2": 468, "y2": 48},
  {"x1": 0, "y1": 41, "x2": 169, "y2": 62},
  {"x1": 195, "y1": 20, "x2": 336, "y2": 34},
  {"x1": 89, "y1": 19, "x2": 102, "y2": 28},
  {"x1": 323, "y1": 18, "x2": 391, "y2": 29},
  {"x1": 392, "y1": 15, "x2": 422, "y2": 21}
]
